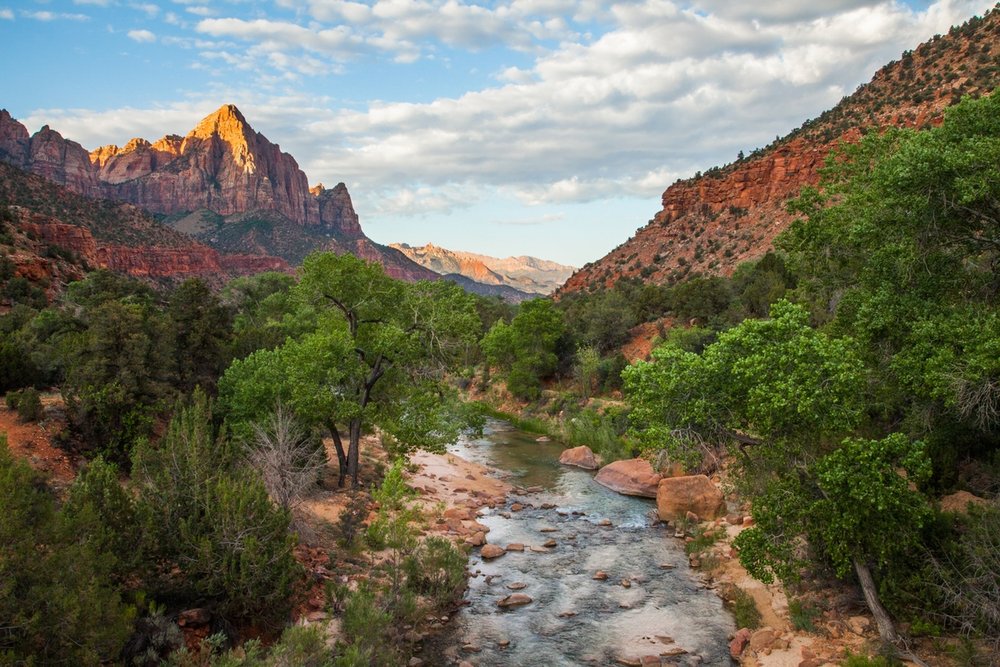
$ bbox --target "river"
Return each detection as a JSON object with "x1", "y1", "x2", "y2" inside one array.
[{"x1": 424, "y1": 419, "x2": 735, "y2": 666}]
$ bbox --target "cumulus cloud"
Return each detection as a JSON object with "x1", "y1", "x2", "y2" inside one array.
[
  {"x1": 0, "y1": 8, "x2": 13, "y2": 20},
  {"x1": 127, "y1": 28, "x2": 157, "y2": 42},
  {"x1": 24, "y1": 0, "x2": 998, "y2": 241}
]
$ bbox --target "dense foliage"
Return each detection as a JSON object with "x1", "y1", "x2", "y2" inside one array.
[{"x1": 626, "y1": 91, "x2": 1000, "y2": 649}]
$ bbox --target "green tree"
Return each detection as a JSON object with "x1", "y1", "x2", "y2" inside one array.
[
  {"x1": 221, "y1": 252, "x2": 481, "y2": 487},
  {"x1": 624, "y1": 301, "x2": 931, "y2": 646},
  {"x1": 482, "y1": 298, "x2": 566, "y2": 400},
  {"x1": 166, "y1": 278, "x2": 234, "y2": 394}
]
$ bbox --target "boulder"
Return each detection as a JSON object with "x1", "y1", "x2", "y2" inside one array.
[
  {"x1": 594, "y1": 459, "x2": 661, "y2": 498},
  {"x1": 656, "y1": 475, "x2": 726, "y2": 521},
  {"x1": 559, "y1": 445, "x2": 599, "y2": 470},
  {"x1": 480, "y1": 544, "x2": 505, "y2": 560}
]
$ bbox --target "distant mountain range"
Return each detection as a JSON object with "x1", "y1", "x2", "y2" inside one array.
[
  {"x1": 559, "y1": 7, "x2": 1000, "y2": 295},
  {"x1": 390, "y1": 243, "x2": 576, "y2": 297}
]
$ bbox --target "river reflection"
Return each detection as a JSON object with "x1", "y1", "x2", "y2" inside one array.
[{"x1": 424, "y1": 420, "x2": 735, "y2": 666}]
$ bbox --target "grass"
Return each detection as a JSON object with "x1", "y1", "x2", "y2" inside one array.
[{"x1": 721, "y1": 584, "x2": 762, "y2": 630}]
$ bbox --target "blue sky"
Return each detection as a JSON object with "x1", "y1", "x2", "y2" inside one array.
[{"x1": 0, "y1": 0, "x2": 994, "y2": 266}]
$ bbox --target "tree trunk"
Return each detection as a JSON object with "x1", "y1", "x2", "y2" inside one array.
[
  {"x1": 348, "y1": 418, "x2": 362, "y2": 488},
  {"x1": 328, "y1": 423, "x2": 348, "y2": 488},
  {"x1": 853, "y1": 557, "x2": 900, "y2": 644}
]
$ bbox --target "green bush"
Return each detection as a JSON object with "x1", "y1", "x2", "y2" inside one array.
[
  {"x1": 403, "y1": 535, "x2": 468, "y2": 607},
  {"x1": 0, "y1": 435, "x2": 135, "y2": 664},
  {"x1": 13, "y1": 386, "x2": 42, "y2": 421},
  {"x1": 722, "y1": 584, "x2": 762, "y2": 630},
  {"x1": 133, "y1": 391, "x2": 300, "y2": 626},
  {"x1": 337, "y1": 583, "x2": 398, "y2": 666},
  {"x1": 788, "y1": 598, "x2": 821, "y2": 632}
]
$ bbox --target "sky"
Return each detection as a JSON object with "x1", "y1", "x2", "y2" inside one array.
[{"x1": 0, "y1": 0, "x2": 995, "y2": 266}]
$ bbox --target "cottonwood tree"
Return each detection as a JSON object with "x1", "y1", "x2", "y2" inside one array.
[
  {"x1": 220, "y1": 252, "x2": 481, "y2": 486},
  {"x1": 624, "y1": 301, "x2": 932, "y2": 649}
]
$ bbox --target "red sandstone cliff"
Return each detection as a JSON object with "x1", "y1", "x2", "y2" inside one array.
[
  {"x1": 559, "y1": 8, "x2": 1000, "y2": 295},
  {"x1": 0, "y1": 105, "x2": 435, "y2": 282}
]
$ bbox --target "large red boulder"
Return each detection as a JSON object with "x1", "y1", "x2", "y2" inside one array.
[
  {"x1": 656, "y1": 475, "x2": 726, "y2": 521},
  {"x1": 559, "y1": 445, "x2": 599, "y2": 470},
  {"x1": 594, "y1": 458, "x2": 661, "y2": 498}
]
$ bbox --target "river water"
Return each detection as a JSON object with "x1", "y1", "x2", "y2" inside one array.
[{"x1": 425, "y1": 420, "x2": 735, "y2": 666}]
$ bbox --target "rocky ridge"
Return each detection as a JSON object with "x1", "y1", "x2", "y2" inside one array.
[
  {"x1": 0, "y1": 105, "x2": 439, "y2": 283},
  {"x1": 391, "y1": 242, "x2": 576, "y2": 296},
  {"x1": 0, "y1": 162, "x2": 289, "y2": 300},
  {"x1": 559, "y1": 8, "x2": 1000, "y2": 295}
]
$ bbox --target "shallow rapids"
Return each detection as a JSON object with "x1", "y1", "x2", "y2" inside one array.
[{"x1": 424, "y1": 420, "x2": 735, "y2": 666}]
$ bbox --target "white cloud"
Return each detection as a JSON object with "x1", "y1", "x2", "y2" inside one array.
[
  {"x1": 22, "y1": 10, "x2": 90, "y2": 21},
  {"x1": 127, "y1": 28, "x2": 157, "y2": 42},
  {"x1": 185, "y1": 6, "x2": 214, "y2": 17},
  {"x1": 74, "y1": 0, "x2": 112, "y2": 6},
  {"x1": 131, "y1": 3, "x2": 160, "y2": 17},
  {"x1": 22, "y1": 0, "x2": 998, "y2": 228},
  {"x1": 0, "y1": 8, "x2": 13, "y2": 20}
]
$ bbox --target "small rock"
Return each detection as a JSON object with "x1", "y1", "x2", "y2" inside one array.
[
  {"x1": 593, "y1": 571, "x2": 609, "y2": 580},
  {"x1": 729, "y1": 628, "x2": 752, "y2": 658},
  {"x1": 598, "y1": 518, "x2": 613, "y2": 527},
  {"x1": 497, "y1": 638, "x2": 510, "y2": 648},
  {"x1": 658, "y1": 563, "x2": 675, "y2": 569},
  {"x1": 749, "y1": 627, "x2": 778, "y2": 652},
  {"x1": 558, "y1": 610, "x2": 577, "y2": 618},
  {"x1": 497, "y1": 593, "x2": 533, "y2": 607},
  {"x1": 685, "y1": 510, "x2": 700, "y2": 523},
  {"x1": 540, "y1": 502, "x2": 556, "y2": 509},
  {"x1": 462, "y1": 643, "x2": 481, "y2": 653},
  {"x1": 539, "y1": 526, "x2": 558, "y2": 533},
  {"x1": 458, "y1": 662, "x2": 474, "y2": 667},
  {"x1": 404, "y1": 630, "x2": 423, "y2": 642},
  {"x1": 615, "y1": 656, "x2": 642, "y2": 666},
  {"x1": 480, "y1": 544, "x2": 505, "y2": 559},
  {"x1": 506, "y1": 582, "x2": 527, "y2": 590},
  {"x1": 847, "y1": 616, "x2": 870, "y2": 636},
  {"x1": 511, "y1": 503, "x2": 524, "y2": 512},
  {"x1": 621, "y1": 578, "x2": 632, "y2": 588},
  {"x1": 465, "y1": 531, "x2": 486, "y2": 547},
  {"x1": 530, "y1": 545, "x2": 550, "y2": 553},
  {"x1": 543, "y1": 538, "x2": 557, "y2": 548},
  {"x1": 526, "y1": 486, "x2": 544, "y2": 493},
  {"x1": 408, "y1": 658, "x2": 424, "y2": 667},
  {"x1": 506, "y1": 543, "x2": 525, "y2": 552},
  {"x1": 177, "y1": 608, "x2": 211, "y2": 627}
]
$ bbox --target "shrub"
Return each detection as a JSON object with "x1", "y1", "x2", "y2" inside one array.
[
  {"x1": 722, "y1": 584, "x2": 762, "y2": 630},
  {"x1": 0, "y1": 436, "x2": 135, "y2": 664},
  {"x1": 403, "y1": 535, "x2": 468, "y2": 607},
  {"x1": 788, "y1": 598, "x2": 821, "y2": 632},
  {"x1": 133, "y1": 391, "x2": 300, "y2": 627},
  {"x1": 14, "y1": 386, "x2": 42, "y2": 421}
]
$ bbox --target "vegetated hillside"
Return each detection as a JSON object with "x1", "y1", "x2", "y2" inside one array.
[
  {"x1": 560, "y1": 7, "x2": 1000, "y2": 295},
  {"x1": 0, "y1": 105, "x2": 440, "y2": 284},
  {"x1": 391, "y1": 242, "x2": 577, "y2": 296},
  {"x1": 0, "y1": 162, "x2": 289, "y2": 300}
]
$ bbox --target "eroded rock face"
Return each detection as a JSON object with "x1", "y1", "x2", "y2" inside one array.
[
  {"x1": 559, "y1": 445, "x2": 599, "y2": 470},
  {"x1": 0, "y1": 105, "x2": 435, "y2": 282},
  {"x1": 594, "y1": 458, "x2": 661, "y2": 498},
  {"x1": 656, "y1": 475, "x2": 726, "y2": 521},
  {"x1": 557, "y1": 13, "x2": 1000, "y2": 297}
]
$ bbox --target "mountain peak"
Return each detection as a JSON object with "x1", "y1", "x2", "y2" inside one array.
[{"x1": 189, "y1": 103, "x2": 252, "y2": 142}]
